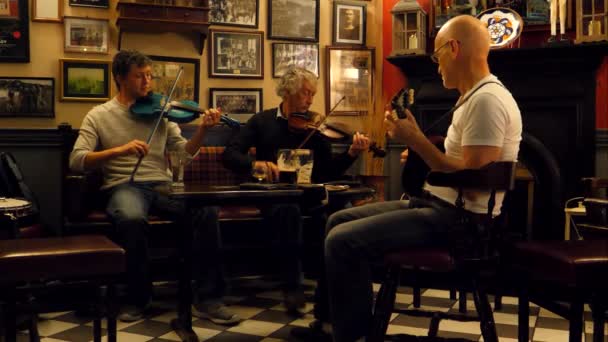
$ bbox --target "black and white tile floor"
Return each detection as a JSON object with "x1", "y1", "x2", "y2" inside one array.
[{"x1": 19, "y1": 277, "x2": 607, "y2": 342}]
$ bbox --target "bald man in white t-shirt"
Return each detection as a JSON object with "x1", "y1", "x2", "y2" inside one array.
[{"x1": 322, "y1": 15, "x2": 522, "y2": 342}]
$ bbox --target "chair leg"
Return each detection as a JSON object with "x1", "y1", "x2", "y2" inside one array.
[
  {"x1": 591, "y1": 300, "x2": 606, "y2": 342},
  {"x1": 3, "y1": 287, "x2": 16, "y2": 342},
  {"x1": 472, "y1": 278, "x2": 498, "y2": 342},
  {"x1": 106, "y1": 284, "x2": 118, "y2": 342},
  {"x1": 27, "y1": 314, "x2": 39, "y2": 342},
  {"x1": 449, "y1": 288, "x2": 457, "y2": 300},
  {"x1": 369, "y1": 266, "x2": 400, "y2": 342},
  {"x1": 413, "y1": 268, "x2": 421, "y2": 308},
  {"x1": 93, "y1": 319, "x2": 102, "y2": 342},
  {"x1": 518, "y1": 288, "x2": 529, "y2": 342},
  {"x1": 458, "y1": 289, "x2": 467, "y2": 313},
  {"x1": 569, "y1": 297, "x2": 584, "y2": 342}
]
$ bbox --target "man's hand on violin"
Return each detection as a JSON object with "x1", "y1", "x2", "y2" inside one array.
[
  {"x1": 115, "y1": 140, "x2": 149, "y2": 158},
  {"x1": 347, "y1": 132, "x2": 371, "y2": 157},
  {"x1": 384, "y1": 108, "x2": 423, "y2": 145},
  {"x1": 200, "y1": 108, "x2": 222, "y2": 129}
]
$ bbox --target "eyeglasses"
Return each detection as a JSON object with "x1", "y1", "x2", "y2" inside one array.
[{"x1": 430, "y1": 40, "x2": 456, "y2": 64}]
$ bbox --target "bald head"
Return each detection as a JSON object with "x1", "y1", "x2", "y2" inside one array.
[{"x1": 436, "y1": 15, "x2": 490, "y2": 60}]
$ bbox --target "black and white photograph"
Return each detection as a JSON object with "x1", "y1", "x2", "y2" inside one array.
[
  {"x1": 64, "y1": 17, "x2": 109, "y2": 54},
  {"x1": 272, "y1": 43, "x2": 318, "y2": 78},
  {"x1": 0, "y1": 77, "x2": 54, "y2": 117},
  {"x1": 210, "y1": 88, "x2": 262, "y2": 122},
  {"x1": 209, "y1": 29, "x2": 264, "y2": 78},
  {"x1": 210, "y1": 0, "x2": 259, "y2": 28},
  {"x1": 68, "y1": 0, "x2": 109, "y2": 8},
  {"x1": 268, "y1": 0, "x2": 319, "y2": 41},
  {"x1": 333, "y1": 1, "x2": 366, "y2": 45}
]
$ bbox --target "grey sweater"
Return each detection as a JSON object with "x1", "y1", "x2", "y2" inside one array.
[{"x1": 69, "y1": 97, "x2": 189, "y2": 190}]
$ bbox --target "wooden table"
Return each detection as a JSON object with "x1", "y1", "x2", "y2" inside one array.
[{"x1": 168, "y1": 184, "x2": 304, "y2": 342}]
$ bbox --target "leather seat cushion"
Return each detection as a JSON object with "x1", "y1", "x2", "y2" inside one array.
[
  {"x1": 511, "y1": 240, "x2": 608, "y2": 287},
  {"x1": 0, "y1": 235, "x2": 125, "y2": 283},
  {"x1": 384, "y1": 247, "x2": 455, "y2": 272}
]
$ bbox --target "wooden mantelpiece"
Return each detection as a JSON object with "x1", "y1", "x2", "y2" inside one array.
[{"x1": 387, "y1": 43, "x2": 608, "y2": 239}]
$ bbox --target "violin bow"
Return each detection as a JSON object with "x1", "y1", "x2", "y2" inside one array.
[
  {"x1": 296, "y1": 95, "x2": 346, "y2": 150},
  {"x1": 130, "y1": 66, "x2": 184, "y2": 182}
]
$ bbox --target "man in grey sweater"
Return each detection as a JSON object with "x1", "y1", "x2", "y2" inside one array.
[{"x1": 69, "y1": 50, "x2": 238, "y2": 324}]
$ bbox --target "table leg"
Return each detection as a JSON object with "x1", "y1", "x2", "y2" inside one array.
[{"x1": 170, "y1": 203, "x2": 198, "y2": 342}]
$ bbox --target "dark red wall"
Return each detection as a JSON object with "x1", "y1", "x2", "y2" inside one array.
[{"x1": 381, "y1": 0, "x2": 608, "y2": 129}]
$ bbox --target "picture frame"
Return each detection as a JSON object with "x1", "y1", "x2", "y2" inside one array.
[
  {"x1": 332, "y1": 1, "x2": 367, "y2": 45},
  {"x1": 60, "y1": 58, "x2": 111, "y2": 102},
  {"x1": 32, "y1": 0, "x2": 62, "y2": 23},
  {"x1": 149, "y1": 55, "x2": 200, "y2": 103},
  {"x1": 209, "y1": 29, "x2": 264, "y2": 79},
  {"x1": 209, "y1": 0, "x2": 259, "y2": 28},
  {"x1": 268, "y1": 0, "x2": 319, "y2": 42},
  {"x1": 64, "y1": 17, "x2": 109, "y2": 54},
  {"x1": 0, "y1": 77, "x2": 55, "y2": 118},
  {"x1": 326, "y1": 46, "x2": 374, "y2": 116},
  {"x1": 0, "y1": 0, "x2": 30, "y2": 63},
  {"x1": 68, "y1": 0, "x2": 109, "y2": 8},
  {"x1": 209, "y1": 88, "x2": 262, "y2": 123},
  {"x1": 272, "y1": 42, "x2": 319, "y2": 78}
]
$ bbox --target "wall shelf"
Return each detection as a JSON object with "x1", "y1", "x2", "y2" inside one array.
[{"x1": 116, "y1": 1, "x2": 210, "y2": 55}]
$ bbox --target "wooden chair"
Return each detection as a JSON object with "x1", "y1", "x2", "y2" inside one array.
[{"x1": 368, "y1": 161, "x2": 516, "y2": 342}]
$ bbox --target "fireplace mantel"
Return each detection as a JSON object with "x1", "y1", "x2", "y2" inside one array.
[{"x1": 387, "y1": 43, "x2": 608, "y2": 240}]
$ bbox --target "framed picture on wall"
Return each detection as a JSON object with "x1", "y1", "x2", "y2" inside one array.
[
  {"x1": 0, "y1": 0, "x2": 30, "y2": 62},
  {"x1": 326, "y1": 46, "x2": 374, "y2": 115},
  {"x1": 332, "y1": 1, "x2": 367, "y2": 45},
  {"x1": 60, "y1": 58, "x2": 112, "y2": 102},
  {"x1": 209, "y1": 0, "x2": 259, "y2": 28},
  {"x1": 32, "y1": 0, "x2": 63, "y2": 23},
  {"x1": 148, "y1": 55, "x2": 200, "y2": 103},
  {"x1": 68, "y1": 0, "x2": 109, "y2": 8},
  {"x1": 268, "y1": 0, "x2": 319, "y2": 41},
  {"x1": 209, "y1": 29, "x2": 264, "y2": 78},
  {"x1": 272, "y1": 42, "x2": 319, "y2": 78},
  {"x1": 210, "y1": 88, "x2": 262, "y2": 123},
  {"x1": 64, "y1": 17, "x2": 109, "y2": 54},
  {"x1": 0, "y1": 77, "x2": 55, "y2": 117}
]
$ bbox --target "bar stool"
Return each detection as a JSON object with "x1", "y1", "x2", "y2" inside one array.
[
  {"x1": 0, "y1": 235, "x2": 125, "y2": 342},
  {"x1": 510, "y1": 240, "x2": 608, "y2": 342}
]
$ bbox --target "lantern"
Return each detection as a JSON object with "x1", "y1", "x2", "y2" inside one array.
[
  {"x1": 391, "y1": 0, "x2": 427, "y2": 55},
  {"x1": 575, "y1": 0, "x2": 608, "y2": 43}
]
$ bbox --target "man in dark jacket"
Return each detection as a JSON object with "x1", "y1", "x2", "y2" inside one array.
[{"x1": 222, "y1": 66, "x2": 369, "y2": 315}]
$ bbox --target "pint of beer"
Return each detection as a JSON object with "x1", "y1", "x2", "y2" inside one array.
[{"x1": 277, "y1": 149, "x2": 313, "y2": 184}]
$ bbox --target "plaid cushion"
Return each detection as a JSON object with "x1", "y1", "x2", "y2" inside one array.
[{"x1": 185, "y1": 146, "x2": 253, "y2": 186}]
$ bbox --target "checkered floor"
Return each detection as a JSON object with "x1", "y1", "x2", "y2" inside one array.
[{"x1": 21, "y1": 277, "x2": 607, "y2": 342}]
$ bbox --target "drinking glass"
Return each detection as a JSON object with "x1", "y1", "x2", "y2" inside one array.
[
  {"x1": 277, "y1": 149, "x2": 313, "y2": 184},
  {"x1": 251, "y1": 162, "x2": 268, "y2": 183},
  {"x1": 168, "y1": 150, "x2": 186, "y2": 188}
]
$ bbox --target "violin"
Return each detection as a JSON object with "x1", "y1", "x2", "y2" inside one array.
[
  {"x1": 288, "y1": 110, "x2": 387, "y2": 158},
  {"x1": 130, "y1": 91, "x2": 240, "y2": 128}
]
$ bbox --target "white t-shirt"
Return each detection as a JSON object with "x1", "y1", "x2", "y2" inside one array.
[{"x1": 423, "y1": 74, "x2": 522, "y2": 215}]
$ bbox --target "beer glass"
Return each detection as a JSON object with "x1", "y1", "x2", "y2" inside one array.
[
  {"x1": 277, "y1": 149, "x2": 313, "y2": 184},
  {"x1": 168, "y1": 150, "x2": 187, "y2": 188}
]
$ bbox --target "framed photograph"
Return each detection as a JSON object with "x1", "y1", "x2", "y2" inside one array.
[
  {"x1": 332, "y1": 1, "x2": 366, "y2": 45},
  {"x1": 210, "y1": 0, "x2": 259, "y2": 28},
  {"x1": 68, "y1": 0, "x2": 109, "y2": 8},
  {"x1": 210, "y1": 88, "x2": 262, "y2": 123},
  {"x1": 149, "y1": 55, "x2": 200, "y2": 103},
  {"x1": 209, "y1": 29, "x2": 264, "y2": 79},
  {"x1": 0, "y1": 0, "x2": 30, "y2": 63},
  {"x1": 268, "y1": 0, "x2": 319, "y2": 42},
  {"x1": 60, "y1": 58, "x2": 111, "y2": 102},
  {"x1": 64, "y1": 17, "x2": 109, "y2": 54},
  {"x1": 32, "y1": 0, "x2": 62, "y2": 23},
  {"x1": 272, "y1": 42, "x2": 319, "y2": 78},
  {"x1": 326, "y1": 46, "x2": 374, "y2": 116},
  {"x1": 0, "y1": 77, "x2": 54, "y2": 117}
]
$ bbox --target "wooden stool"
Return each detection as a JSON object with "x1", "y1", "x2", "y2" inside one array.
[
  {"x1": 511, "y1": 240, "x2": 608, "y2": 342},
  {"x1": 0, "y1": 235, "x2": 125, "y2": 342}
]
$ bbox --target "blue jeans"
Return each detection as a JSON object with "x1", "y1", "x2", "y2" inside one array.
[
  {"x1": 105, "y1": 182, "x2": 223, "y2": 306},
  {"x1": 325, "y1": 198, "x2": 459, "y2": 342}
]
